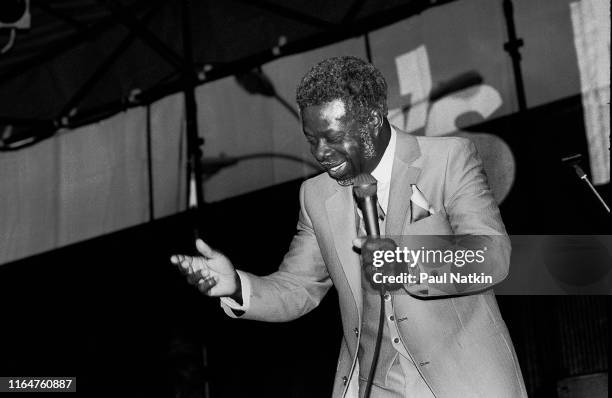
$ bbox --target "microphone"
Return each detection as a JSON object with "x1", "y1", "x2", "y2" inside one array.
[
  {"x1": 353, "y1": 173, "x2": 384, "y2": 398},
  {"x1": 353, "y1": 173, "x2": 380, "y2": 237}
]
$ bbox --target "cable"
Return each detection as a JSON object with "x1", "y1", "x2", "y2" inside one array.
[{"x1": 363, "y1": 289, "x2": 385, "y2": 398}]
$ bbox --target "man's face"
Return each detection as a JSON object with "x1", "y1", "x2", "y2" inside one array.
[{"x1": 301, "y1": 99, "x2": 378, "y2": 186}]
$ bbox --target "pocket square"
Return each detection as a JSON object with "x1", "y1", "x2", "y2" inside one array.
[{"x1": 410, "y1": 184, "x2": 435, "y2": 222}]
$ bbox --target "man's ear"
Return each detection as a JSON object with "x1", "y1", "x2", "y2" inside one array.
[{"x1": 368, "y1": 109, "x2": 384, "y2": 135}]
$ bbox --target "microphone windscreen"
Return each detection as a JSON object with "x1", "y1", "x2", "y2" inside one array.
[{"x1": 353, "y1": 173, "x2": 377, "y2": 199}]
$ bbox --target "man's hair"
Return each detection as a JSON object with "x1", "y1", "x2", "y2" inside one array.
[{"x1": 296, "y1": 56, "x2": 388, "y2": 123}]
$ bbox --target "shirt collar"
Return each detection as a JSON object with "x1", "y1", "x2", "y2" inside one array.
[{"x1": 370, "y1": 125, "x2": 396, "y2": 185}]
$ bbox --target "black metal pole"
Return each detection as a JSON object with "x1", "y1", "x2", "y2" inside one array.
[
  {"x1": 502, "y1": 0, "x2": 527, "y2": 112},
  {"x1": 181, "y1": 0, "x2": 205, "y2": 235},
  {"x1": 364, "y1": 32, "x2": 373, "y2": 63},
  {"x1": 181, "y1": 8, "x2": 209, "y2": 395}
]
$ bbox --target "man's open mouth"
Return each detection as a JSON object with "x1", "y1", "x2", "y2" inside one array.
[{"x1": 327, "y1": 161, "x2": 347, "y2": 177}]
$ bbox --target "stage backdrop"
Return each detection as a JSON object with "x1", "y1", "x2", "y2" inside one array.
[{"x1": 1, "y1": 0, "x2": 608, "y2": 265}]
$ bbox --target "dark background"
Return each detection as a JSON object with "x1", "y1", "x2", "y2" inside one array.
[{"x1": 0, "y1": 96, "x2": 609, "y2": 397}]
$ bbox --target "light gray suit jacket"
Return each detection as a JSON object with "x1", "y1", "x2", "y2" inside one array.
[{"x1": 231, "y1": 130, "x2": 527, "y2": 397}]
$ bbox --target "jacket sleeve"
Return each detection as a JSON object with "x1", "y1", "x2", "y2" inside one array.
[
  {"x1": 407, "y1": 138, "x2": 511, "y2": 297},
  {"x1": 221, "y1": 181, "x2": 333, "y2": 322}
]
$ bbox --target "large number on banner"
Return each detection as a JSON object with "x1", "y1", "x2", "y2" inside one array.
[
  {"x1": 390, "y1": 45, "x2": 502, "y2": 135},
  {"x1": 389, "y1": 45, "x2": 515, "y2": 203}
]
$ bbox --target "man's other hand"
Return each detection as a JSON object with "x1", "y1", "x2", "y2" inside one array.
[
  {"x1": 353, "y1": 237, "x2": 406, "y2": 291},
  {"x1": 170, "y1": 239, "x2": 242, "y2": 301}
]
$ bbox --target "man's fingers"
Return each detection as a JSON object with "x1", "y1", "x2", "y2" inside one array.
[
  {"x1": 187, "y1": 267, "x2": 213, "y2": 285},
  {"x1": 170, "y1": 254, "x2": 209, "y2": 276},
  {"x1": 352, "y1": 237, "x2": 366, "y2": 249},
  {"x1": 197, "y1": 276, "x2": 217, "y2": 295},
  {"x1": 196, "y1": 279, "x2": 207, "y2": 292},
  {"x1": 187, "y1": 273, "x2": 200, "y2": 285},
  {"x1": 196, "y1": 239, "x2": 214, "y2": 258},
  {"x1": 195, "y1": 267, "x2": 210, "y2": 279},
  {"x1": 170, "y1": 255, "x2": 191, "y2": 274},
  {"x1": 352, "y1": 237, "x2": 379, "y2": 251},
  {"x1": 352, "y1": 237, "x2": 398, "y2": 251},
  {"x1": 170, "y1": 252, "x2": 218, "y2": 292}
]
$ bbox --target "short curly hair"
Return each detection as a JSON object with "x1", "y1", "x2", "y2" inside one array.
[{"x1": 296, "y1": 56, "x2": 388, "y2": 123}]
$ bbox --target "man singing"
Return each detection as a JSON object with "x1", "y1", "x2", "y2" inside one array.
[{"x1": 171, "y1": 56, "x2": 527, "y2": 397}]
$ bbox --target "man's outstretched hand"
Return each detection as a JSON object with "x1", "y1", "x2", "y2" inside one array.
[{"x1": 170, "y1": 239, "x2": 242, "y2": 302}]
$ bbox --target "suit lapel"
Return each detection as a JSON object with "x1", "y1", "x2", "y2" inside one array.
[
  {"x1": 326, "y1": 185, "x2": 363, "y2": 315},
  {"x1": 386, "y1": 129, "x2": 421, "y2": 235}
]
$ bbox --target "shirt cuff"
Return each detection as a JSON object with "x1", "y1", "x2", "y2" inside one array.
[{"x1": 220, "y1": 270, "x2": 251, "y2": 317}]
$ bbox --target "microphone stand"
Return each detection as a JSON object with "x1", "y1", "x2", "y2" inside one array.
[
  {"x1": 502, "y1": 0, "x2": 527, "y2": 112},
  {"x1": 571, "y1": 164, "x2": 610, "y2": 213},
  {"x1": 562, "y1": 154, "x2": 610, "y2": 214}
]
